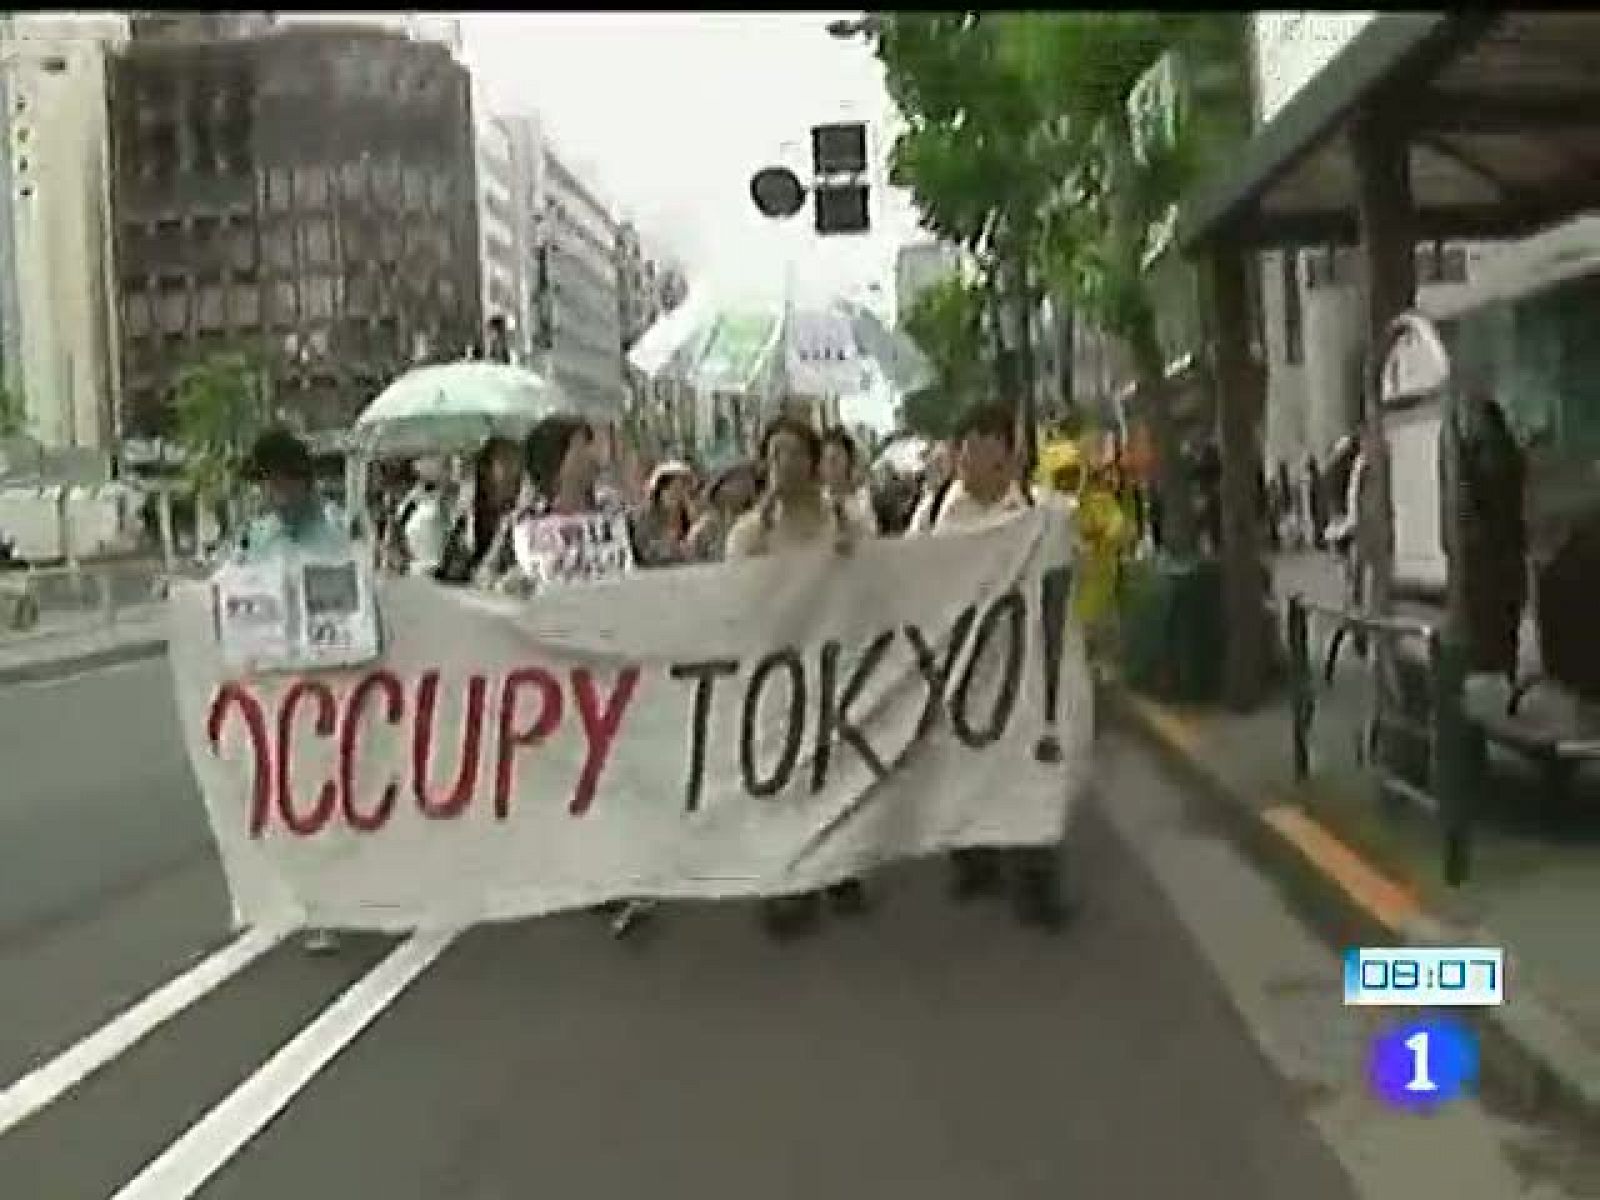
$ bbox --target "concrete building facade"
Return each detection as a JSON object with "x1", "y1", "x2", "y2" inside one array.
[
  {"x1": 0, "y1": 13, "x2": 130, "y2": 456},
  {"x1": 107, "y1": 22, "x2": 481, "y2": 439},
  {"x1": 540, "y1": 146, "x2": 625, "y2": 416},
  {"x1": 474, "y1": 110, "x2": 517, "y2": 350}
]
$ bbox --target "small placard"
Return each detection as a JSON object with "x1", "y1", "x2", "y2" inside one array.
[
  {"x1": 512, "y1": 511, "x2": 635, "y2": 590},
  {"x1": 212, "y1": 555, "x2": 381, "y2": 673}
]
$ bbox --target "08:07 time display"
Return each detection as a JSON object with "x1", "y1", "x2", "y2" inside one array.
[{"x1": 1343, "y1": 947, "x2": 1504, "y2": 1007}]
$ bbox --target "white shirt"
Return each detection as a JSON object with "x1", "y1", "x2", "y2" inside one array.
[
  {"x1": 908, "y1": 479, "x2": 1035, "y2": 535},
  {"x1": 828, "y1": 483, "x2": 880, "y2": 536}
]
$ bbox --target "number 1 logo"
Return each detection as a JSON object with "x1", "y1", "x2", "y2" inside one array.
[{"x1": 1369, "y1": 1017, "x2": 1477, "y2": 1111}]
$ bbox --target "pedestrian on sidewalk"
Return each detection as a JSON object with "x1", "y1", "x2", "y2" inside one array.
[
  {"x1": 726, "y1": 415, "x2": 875, "y2": 940},
  {"x1": 907, "y1": 400, "x2": 1075, "y2": 931}
]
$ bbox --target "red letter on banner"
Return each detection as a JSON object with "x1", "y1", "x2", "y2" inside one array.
[
  {"x1": 206, "y1": 682, "x2": 272, "y2": 837},
  {"x1": 275, "y1": 679, "x2": 338, "y2": 836},
  {"x1": 411, "y1": 671, "x2": 488, "y2": 820},
  {"x1": 568, "y1": 667, "x2": 641, "y2": 816},
  {"x1": 338, "y1": 670, "x2": 405, "y2": 832},
  {"x1": 493, "y1": 667, "x2": 564, "y2": 819}
]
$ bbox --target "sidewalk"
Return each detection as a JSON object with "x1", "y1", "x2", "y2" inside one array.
[
  {"x1": 1111, "y1": 550, "x2": 1600, "y2": 1125},
  {"x1": 0, "y1": 603, "x2": 168, "y2": 684}
]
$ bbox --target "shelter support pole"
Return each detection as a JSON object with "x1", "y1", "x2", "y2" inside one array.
[
  {"x1": 1211, "y1": 244, "x2": 1270, "y2": 710},
  {"x1": 1349, "y1": 107, "x2": 1416, "y2": 620}
]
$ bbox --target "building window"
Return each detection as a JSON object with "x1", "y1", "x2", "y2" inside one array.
[
  {"x1": 198, "y1": 284, "x2": 226, "y2": 330},
  {"x1": 302, "y1": 218, "x2": 332, "y2": 267},
  {"x1": 341, "y1": 160, "x2": 366, "y2": 203},
  {"x1": 264, "y1": 227, "x2": 295, "y2": 271},
  {"x1": 1280, "y1": 250, "x2": 1303, "y2": 367},
  {"x1": 226, "y1": 226, "x2": 255, "y2": 272},
  {"x1": 123, "y1": 293, "x2": 152, "y2": 337},
  {"x1": 295, "y1": 166, "x2": 330, "y2": 209},
  {"x1": 267, "y1": 168, "x2": 292, "y2": 213},
  {"x1": 304, "y1": 275, "x2": 335, "y2": 320},
  {"x1": 269, "y1": 280, "x2": 297, "y2": 325},
  {"x1": 228, "y1": 284, "x2": 260, "y2": 326},
  {"x1": 158, "y1": 290, "x2": 188, "y2": 335}
]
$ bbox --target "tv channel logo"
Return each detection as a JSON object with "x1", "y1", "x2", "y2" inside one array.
[{"x1": 1368, "y1": 1016, "x2": 1479, "y2": 1112}]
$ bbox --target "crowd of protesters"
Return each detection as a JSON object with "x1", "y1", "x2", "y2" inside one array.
[{"x1": 229, "y1": 400, "x2": 1098, "y2": 952}]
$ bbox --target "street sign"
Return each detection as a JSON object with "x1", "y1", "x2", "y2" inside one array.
[
  {"x1": 811, "y1": 121, "x2": 868, "y2": 174},
  {"x1": 814, "y1": 181, "x2": 870, "y2": 235},
  {"x1": 749, "y1": 166, "x2": 806, "y2": 220}
]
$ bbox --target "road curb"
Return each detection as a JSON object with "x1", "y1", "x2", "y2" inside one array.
[
  {"x1": 1108, "y1": 682, "x2": 1600, "y2": 1131},
  {"x1": 0, "y1": 635, "x2": 168, "y2": 686}
]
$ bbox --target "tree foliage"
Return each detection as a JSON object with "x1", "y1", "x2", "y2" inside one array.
[
  {"x1": 898, "y1": 275, "x2": 987, "y2": 437},
  {"x1": 170, "y1": 350, "x2": 265, "y2": 504}
]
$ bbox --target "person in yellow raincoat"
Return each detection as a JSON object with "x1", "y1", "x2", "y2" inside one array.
[{"x1": 1072, "y1": 444, "x2": 1136, "y2": 662}]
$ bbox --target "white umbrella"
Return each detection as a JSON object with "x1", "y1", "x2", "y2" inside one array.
[
  {"x1": 352, "y1": 362, "x2": 577, "y2": 460},
  {"x1": 872, "y1": 434, "x2": 932, "y2": 477}
]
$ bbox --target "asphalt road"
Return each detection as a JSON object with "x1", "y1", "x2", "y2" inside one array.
[{"x1": 0, "y1": 662, "x2": 1592, "y2": 1199}]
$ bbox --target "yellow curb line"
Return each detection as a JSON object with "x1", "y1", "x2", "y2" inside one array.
[{"x1": 1128, "y1": 695, "x2": 1423, "y2": 935}]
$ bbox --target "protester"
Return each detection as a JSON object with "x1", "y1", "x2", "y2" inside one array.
[
  {"x1": 819, "y1": 426, "x2": 880, "y2": 536},
  {"x1": 510, "y1": 414, "x2": 659, "y2": 937},
  {"x1": 233, "y1": 428, "x2": 354, "y2": 955},
  {"x1": 726, "y1": 415, "x2": 872, "y2": 939},
  {"x1": 686, "y1": 458, "x2": 758, "y2": 563},
  {"x1": 435, "y1": 435, "x2": 525, "y2": 589},
  {"x1": 907, "y1": 400, "x2": 1072, "y2": 930},
  {"x1": 1074, "y1": 456, "x2": 1135, "y2": 665},
  {"x1": 629, "y1": 459, "x2": 697, "y2": 568},
  {"x1": 383, "y1": 457, "x2": 451, "y2": 576},
  {"x1": 234, "y1": 428, "x2": 349, "y2": 564}
]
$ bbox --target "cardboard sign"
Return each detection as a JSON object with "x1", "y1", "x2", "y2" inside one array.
[
  {"x1": 512, "y1": 511, "x2": 635, "y2": 589},
  {"x1": 212, "y1": 556, "x2": 380, "y2": 674}
]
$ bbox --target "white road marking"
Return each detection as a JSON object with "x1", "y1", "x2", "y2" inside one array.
[
  {"x1": 0, "y1": 924, "x2": 285, "y2": 1138},
  {"x1": 110, "y1": 927, "x2": 458, "y2": 1200}
]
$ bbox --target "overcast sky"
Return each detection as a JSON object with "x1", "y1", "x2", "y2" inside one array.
[{"x1": 461, "y1": 11, "x2": 923, "y2": 310}]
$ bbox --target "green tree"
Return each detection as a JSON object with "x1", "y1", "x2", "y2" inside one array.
[
  {"x1": 170, "y1": 350, "x2": 266, "y2": 509},
  {"x1": 875, "y1": 13, "x2": 1062, "y2": 443},
  {"x1": 898, "y1": 275, "x2": 987, "y2": 438},
  {"x1": 995, "y1": 13, "x2": 1248, "y2": 555}
]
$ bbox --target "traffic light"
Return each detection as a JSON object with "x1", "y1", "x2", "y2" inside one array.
[
  {"x1": 811, "y1": 122, "x2": 867, "y2": 175},
  {"x1": 814, "y1": 181, "x2": 869, "y2": 235}
]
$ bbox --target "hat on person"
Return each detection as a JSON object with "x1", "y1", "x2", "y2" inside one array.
[{"x1": 646, "y1": 459, "x2": 695, "y2": 496}]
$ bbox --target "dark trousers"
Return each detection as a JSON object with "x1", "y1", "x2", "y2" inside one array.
[{"x1": 950, "y1": 845, "x2": 1059, "y2": 894}]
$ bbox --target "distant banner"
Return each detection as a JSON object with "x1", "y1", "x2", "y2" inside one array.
[{"x1": 170, "y1": 509, "x2": 1093, "y2": 933}]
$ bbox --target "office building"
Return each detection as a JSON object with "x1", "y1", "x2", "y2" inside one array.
[
  {"x1": 0, "y1": 13, "x2": 130, "y2": 455},
  {"x1": 107, "y1": 21, "x2": 481, "y2": 438}
]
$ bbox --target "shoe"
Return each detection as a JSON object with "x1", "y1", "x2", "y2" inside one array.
[
  {"x1": 950, "y1": 850, "x2": 1003, "y2": 901},
  {"x1": 610, "y1": 899, "x2": 658, "y2": 938},
  {"x1": 826, "y1": 878, "x2": 871, "y2": 916},
  {"x1": 761, "y1": 894, "x2": 822, "y2": 940},
  {"x1": 302, "y1": 928, "x2": 340, "y2": 955},
  {"x1": 1013, "y1": 876, "x2": 1074, "y2": 932}
]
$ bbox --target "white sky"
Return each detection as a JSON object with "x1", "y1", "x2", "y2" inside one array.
[{"x1": 461, "y1": 11, "x2": 923, "y2": 310}]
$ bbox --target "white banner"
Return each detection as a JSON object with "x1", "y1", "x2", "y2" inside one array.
[{"x1": 170, "y1": 509, "x2": 1093, "y2": 933}]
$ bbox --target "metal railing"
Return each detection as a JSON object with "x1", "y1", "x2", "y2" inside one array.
[
  {"x1": 0, "y1": 558, "x2": 170, "y2": 639},
  {"x1": 1286, "y1": 592, "x2": 1479, "y2": 887}
]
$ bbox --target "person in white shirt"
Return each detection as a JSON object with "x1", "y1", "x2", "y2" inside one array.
[
  {"x1": 726, "y1": 416, "x2": 874, "y2": 940},
  {"x1": 819, "y1": 426, "x2": 881, "y2": 537},
  {"x1": 907, "y1": 400, "x2": 1073, "y2": 931}
]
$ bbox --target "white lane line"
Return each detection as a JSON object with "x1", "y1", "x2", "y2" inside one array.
[
  {"x1": 111, "y1": 927, "x2": 458, "y2": 1200},
  {"x1": 0, "y1": 925, "x2": 286, "y2": 1138}
]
